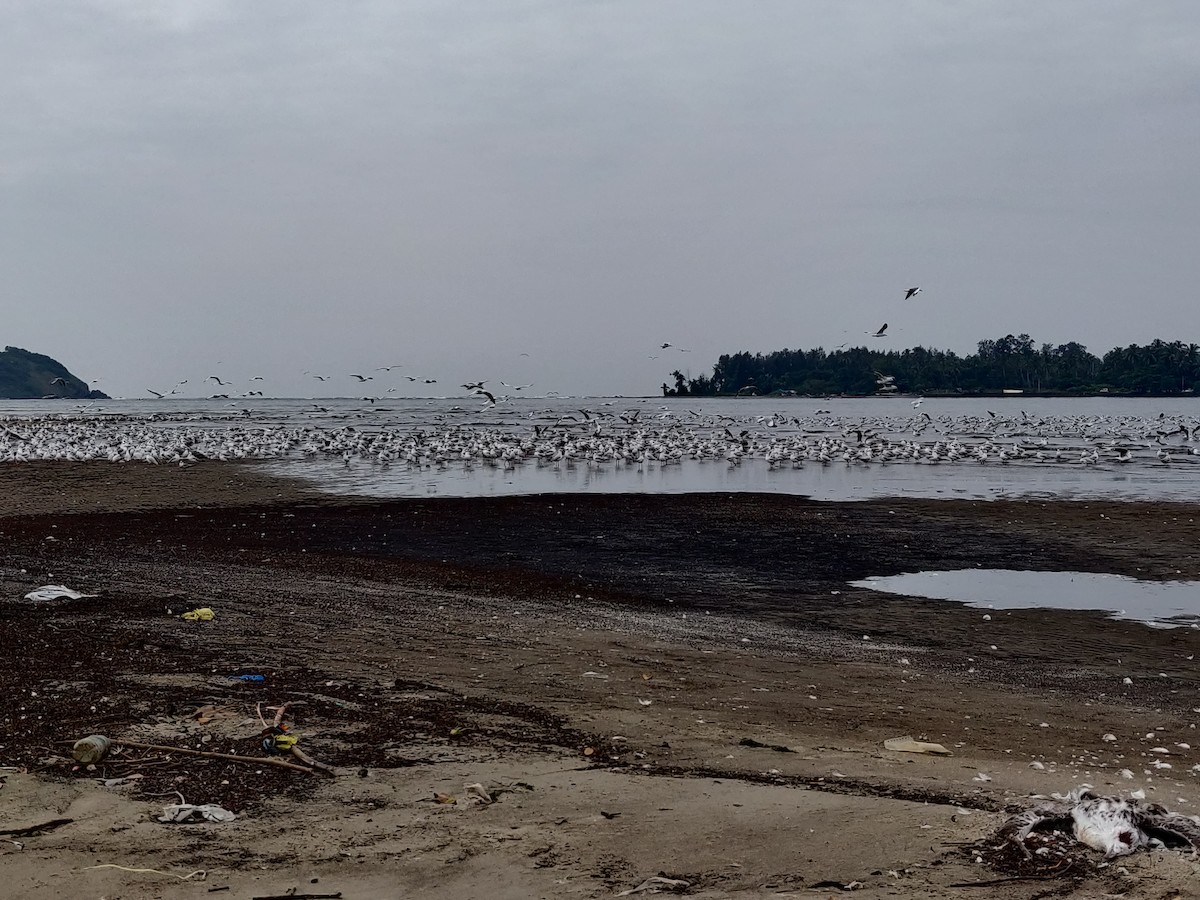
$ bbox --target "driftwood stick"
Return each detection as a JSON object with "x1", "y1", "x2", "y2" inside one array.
[
  {"x1": 289, "y1": 744, "x2": 336, "y2": 775},
  {"x1": 270, "y1": 700, "x2": 307, "y2": 729},
  {"x1": 0, "y1": 818, "x2": 74, "y2": 837},
  {"x1": 114, "y1": 740, "x2": 315, "y2": 774}
]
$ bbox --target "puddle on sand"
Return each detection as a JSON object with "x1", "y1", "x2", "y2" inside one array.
[{"x1": 851, "y1": 569, "x2": 1200, "y2": 629}]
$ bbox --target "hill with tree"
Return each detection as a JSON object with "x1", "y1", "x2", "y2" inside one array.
[
  {"x1": 662, "y1": 335, "x2": 1200, "y2": 397},
  {"x1": 0, "y1": 346, "x2": 107, "y2": 399}
]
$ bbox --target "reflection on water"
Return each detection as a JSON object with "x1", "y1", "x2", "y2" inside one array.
[
  {"x1": 852, "y1": 569, "x2": 1200, "y2": 628},
  {"x1": 267, "y1": 455, "x2": 1200, "y2": 502}
]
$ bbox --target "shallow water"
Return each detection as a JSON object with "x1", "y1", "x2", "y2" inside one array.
[
  {"x1": 269, "y1": 454, "x2": 1200, "y2": 502},
  {"x1": 852, "y1": 569, "x2": 1200, "y2": 628},
  {"x1": 5, "y1": 395, "x2": 1200, "y2": 502}
]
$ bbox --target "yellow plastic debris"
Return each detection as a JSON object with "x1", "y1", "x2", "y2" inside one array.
[{"x1": 180, "y1": 607, "x2": 215, "y2": 622}]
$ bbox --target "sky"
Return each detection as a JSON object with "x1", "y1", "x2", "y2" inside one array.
[{"x1": 2, "y1": 1, "x2": 1199, "y2": 399}]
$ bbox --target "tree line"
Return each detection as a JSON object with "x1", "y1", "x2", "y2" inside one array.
[{"x1": 662, "y1": 335, "x2": 1200, "y2": 397}]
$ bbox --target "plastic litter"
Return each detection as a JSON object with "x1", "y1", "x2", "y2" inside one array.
[
  {"x1": 231, "y1": 674, "x2": 265, "y2": 682},
  {"x1": 23, "y1": 585, "x2": 99, "y2": 603},
  {"x1": 180, "y1": 607, "x2": 215, "y2": 622},
  {"x1": 262, "y1": 731, "x2": 299, "y2": 754},
  {"x1": 72, "y1": 735, "x2": 112, "y2": 764},
  {"x1": 158, "y1": 803, "x2": 236, "y2": 824},
  {"x1": 884, "y1": 736, "x2": 952, "y2": 755},
  {"x1": 463, "y1": 782, "x2": 493, "y2": 804}
]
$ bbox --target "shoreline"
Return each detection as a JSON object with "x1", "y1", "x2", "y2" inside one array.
[{"x1": 3, "y1": 463, "x2": 1200, "y2": 897}]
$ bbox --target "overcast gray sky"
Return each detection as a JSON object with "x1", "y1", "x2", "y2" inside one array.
[{"x1": 3, "y1": 1, "x2": 1198, "y2": 398}]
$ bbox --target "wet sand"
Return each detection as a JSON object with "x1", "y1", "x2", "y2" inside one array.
[{"x1": 3, "y1": 462, "x2": 1200, "y2": 898}]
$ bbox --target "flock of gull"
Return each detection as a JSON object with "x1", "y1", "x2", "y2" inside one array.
[{"x1": 3, "y1": 404, "x2": 1200, "y2": 479}]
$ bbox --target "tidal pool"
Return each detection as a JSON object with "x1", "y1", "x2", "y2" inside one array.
[{"x1": 851, "y1": 569, "x2": 1200, "y2": 628}]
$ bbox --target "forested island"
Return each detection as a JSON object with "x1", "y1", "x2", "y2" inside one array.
[
  {"x1": 662, "y1": 335, "x2": 1200, "y2": 397},
  {"x1": 0, "y1": 346, "x2": 106, "y2": 400}
]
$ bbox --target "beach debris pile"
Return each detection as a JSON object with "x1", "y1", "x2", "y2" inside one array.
[
  {"x1": 158, "y1": 802, "x2": 236, "y2": 824},
  {"x1": 429, "y1": 780, "x2": 534, "y2": 810},
  {"x1": 616, "y1": 875, "x2": 692, "y2": 896},
  {"x1": 979, "y1": 788, "x2": 1200, "y2": 876},
  {"x1": 69, "y1": 700, "x2": 336, "y2": 777}
]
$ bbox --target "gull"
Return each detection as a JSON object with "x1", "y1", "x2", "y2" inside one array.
[
  {"x1": 404, "y1": 375, "x2": 418, "y2": 381},
  {"x1": 904, "y1": 287, "x2": 922, "y2": 300},
  {"x1": 349, "y1": 374, "x2": 373, "y2": 382},
  {"x1": 146, "y1": 388, "x2": 164, "y2": 399},
  {"x1": 50, "y1": 377, "x2": 68, "y2": 386},
  {"x1": 462, "y1": 381, "x2": 488, "y2": 391},
  {"x1": 867, "y1": 323, "x2": 888, "y2": 337},
  {"x1": 209, "y1": 375, "x2": 231, "y2": 386},
  {"x1": 999, "y1": 788, "x2": 1200, "y2": 859},
  {"x1": 474, "y1": 389, "x2": 497, "y2": 405},
  {"x1": 375, "y1": 364, "x2": 404, "y2": 371},
  {"x1": 312, "y1": 375, "x2": 330, "y2": 381},
  {"x1": 911, "y1": 397, "x2": 924, "y2": 408}
]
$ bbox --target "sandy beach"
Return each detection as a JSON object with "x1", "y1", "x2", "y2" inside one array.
[{"x1": 3, "y1": 461, "x2": 1200, "y2": 899}]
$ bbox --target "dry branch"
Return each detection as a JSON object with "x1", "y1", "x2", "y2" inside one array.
[{"x1": 114, "y1": 740, "x2": 316, "y2": 774}]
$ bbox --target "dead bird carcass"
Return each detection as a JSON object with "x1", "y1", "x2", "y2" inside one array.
[{"x1": 997, "y1": 787, "x2": 1200, "y2": 860}]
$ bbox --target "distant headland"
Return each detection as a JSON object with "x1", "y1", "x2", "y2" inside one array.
[
  {"x1": 662, "y1": 334, "x2": 1200, "y2": 398},
  {"x1": 0, "y1": 346, "x2": 108, "y2": 400}
]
